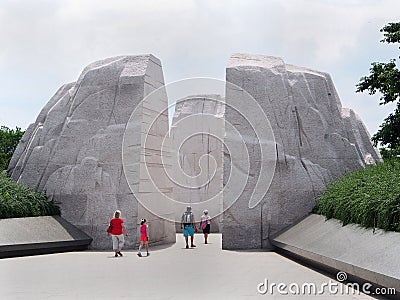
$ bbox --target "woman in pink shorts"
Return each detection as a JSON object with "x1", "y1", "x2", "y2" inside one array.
[{"x1": 137, "y1": 218, "x2": 149, "y2": 257}]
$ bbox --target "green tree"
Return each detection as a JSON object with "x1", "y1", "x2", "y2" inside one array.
[
  {"x1": 356, "y1": 22, "x2": 400, "y2": 159},
  {"x1": 0, "y1": 126, "x2": 24, "y2": 170}
]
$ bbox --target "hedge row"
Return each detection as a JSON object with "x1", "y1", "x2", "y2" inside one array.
[
  {"x1": 314, "y1": 159, "x2": 400, "y2": 232},
  {"x1": 0, "y1": 171, "x2": 60, "y2": 219}
]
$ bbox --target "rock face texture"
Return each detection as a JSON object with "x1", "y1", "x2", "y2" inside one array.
[
  {"x1": 170, "y1": 95, "x2": 224, "y2": 232},
  {"x1": 222, "y1": 53, "x2": 381, "y2": 249},
  {"x1": 8, "y1": 55, "x2": 175, "y2": 249}
]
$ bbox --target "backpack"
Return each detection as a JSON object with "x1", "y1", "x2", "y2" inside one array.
[{"x1": 182, "y1": 211, "x2": 194, "y2": 224}]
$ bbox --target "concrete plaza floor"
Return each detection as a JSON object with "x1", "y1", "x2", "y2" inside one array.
[{"x1": 0, "y1": 234, "x2": 375, "y2": 299}]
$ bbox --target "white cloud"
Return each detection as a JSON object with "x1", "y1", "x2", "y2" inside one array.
[{"x1": 276, "y1": 0, "x2": 399, "y2": 65}]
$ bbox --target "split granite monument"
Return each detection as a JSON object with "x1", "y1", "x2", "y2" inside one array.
[{"x1": 8, "y1": 53, "x2": 380, "y2": 250}]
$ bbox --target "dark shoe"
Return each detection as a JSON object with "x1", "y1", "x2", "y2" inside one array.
[
  {"x1": 186, "y1": 245, "x2": 189, "y2": 249},
  {"x1": 115, "y1": 252, "x2": 118, "y2": 257},
  {"x1": 117, "y1": 251, "x2": 123, "y2": 257},
  {"x1": 147, "y1": 252, "x2": 150, "y2": 256},
  {"x1": 191, "y1": 244, "x2": 196, "y2": 248},
  {"x1": 137, "y1": 252, "x2": 142, "y2": 257},
  {"x1": 205, "y1": 241, "x2": 208, "y2": 244}
]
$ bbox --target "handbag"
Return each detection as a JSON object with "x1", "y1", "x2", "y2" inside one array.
[
  {"x1": 107, "y1": 222, "x2": 113, "y2": 234},
  {"x1": 201, "y1": 221, "x2": 207, "y2": 230}
]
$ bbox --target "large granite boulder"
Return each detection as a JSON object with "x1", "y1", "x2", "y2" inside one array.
[
  {"x1": 8, "y1": 55, "x2": 175, "y2": 249},
  {"x1": 170, "y1": 95, "x2": 225, "y2": 232},
  {"x1": 222, "y1": 53, "x2": 381, "y2": 249}
]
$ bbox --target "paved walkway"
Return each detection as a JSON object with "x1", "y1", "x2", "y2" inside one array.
[{"x1": 0, "y1": 234, "x2": 374, "y2": 299}]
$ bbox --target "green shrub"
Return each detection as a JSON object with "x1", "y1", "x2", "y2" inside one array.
[
  {"x1": 0, "y1": 171, "x2": 60, "y2": 219},
  {"x1": 314, "y1": 159, "x2": 400, "y2": 232}
]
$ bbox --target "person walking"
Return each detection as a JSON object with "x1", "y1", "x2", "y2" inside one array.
[
  {"x1": 200, "y1": 209, "x2": 211, "y2": 244},
  {"x1": 181, "y1": 206, "x2": 197, "y2": 249},
  {"x1": 107, "y1": 210, "x2": 128, "y2": 257},
  {"x1": 137, "y1": 218, "x2": 150, "y2": 257}
]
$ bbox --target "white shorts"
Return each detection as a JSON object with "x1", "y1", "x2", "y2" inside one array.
[{"x1": 111, "y1": 234, "x2": 124, "y2": 250}]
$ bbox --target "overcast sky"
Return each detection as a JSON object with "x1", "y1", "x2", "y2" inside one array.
[{"x1": 0, "y1": 0, "x2": 399, "y2": 135}]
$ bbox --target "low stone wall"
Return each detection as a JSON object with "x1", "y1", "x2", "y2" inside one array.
[
  {"x1": 271, "y1": 214, "x2": 400, "y2": 295},
  {"x1": 0, "y1": 216, "x2": 92, "y2": 258}
]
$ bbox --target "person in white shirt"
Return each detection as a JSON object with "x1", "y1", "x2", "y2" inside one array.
[{"x1": 199, "y1": 209, "x2": 211, "y2": 244}]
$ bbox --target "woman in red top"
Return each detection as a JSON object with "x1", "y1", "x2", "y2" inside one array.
[{"x1": 107, "y1": 210, "x2": 127, "y2": 257}]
